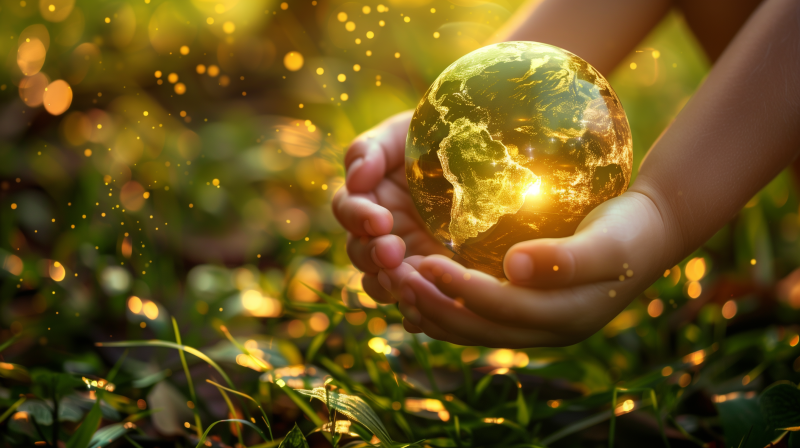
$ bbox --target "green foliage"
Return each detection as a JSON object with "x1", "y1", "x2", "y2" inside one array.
[{"x1": 278, "y1": 424, "x2": 310, "y2": 448}]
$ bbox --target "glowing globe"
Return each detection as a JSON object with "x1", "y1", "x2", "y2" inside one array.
[{"x1": 405, "y1": 42, "x2": 632, "y2": 277}]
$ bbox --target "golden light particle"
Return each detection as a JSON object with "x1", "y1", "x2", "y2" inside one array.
[
  {"x1": 366, "y1": 31, "x2": 374, "y2": 39},
  {"x1": 355, "y1": 38, "x2": 361, "y2": 44},
  {"x1": 685, "y1": 257, "x2": 706, "y2": 281},
  {"x1": 362, "y1": 5, "x2": 371, "y2": 14},
  {"x1": 647, "y1": 299, "x2": 663, "y2": 318},
  {"x1": 196, "y1": 64, "x2": 206, "y2": 74},
  {"x1": 212, "y1": 178, "x2": 220, "y2": 186},
  {"x1": 394, "y1": 52, "x2": 400, "y2": 58},
  {"x1": 189, "y1": 203, "x2": 193, "y2": 208},
  {"x1": 298, "y1": 103, "x2": 303, "y2": 108},
  {"x1": 652, "y1": 50, "x2": 660, "y2": 59},
  {"x1": 687, "y1": 281, "x2": 701, "y2": 299},
  {"x1": 345, "y1": 21, "x2": 356, "y2": 31},
  {"x1": 84, "y1": 149, "x2": 92, "y2": 157},
  {"x1": 316, "y1": 67, "x2": 324, "y2": 75},
  {"x1": 139, "y1": 322, "x2": 146, "y2": 328},
  {"x1": 167, "y1": 72, "x2": 178, "y2": 83},
  {"x1": 661, "y1": 366, "x2": 672, "y2": 376},
  {"x1": 48, "y1": 4, "x2": 54, "y2": 11},
  {"x1": 179, "y1": 45, "x2": 189, "y2": 55},
  {"x1": 207, "y1": 65, "x2": 220, "y2": 77},
  {"x1": 280, "y1": 2, "x2": 288, "y2": 10},
  {"x1": 379, "y1": 20, "x2": 385, "y2": 26},
  {"x1": 308, "y1": 125, "x2": 316, "y2": 132},
  {"x1": 340, "y1": 93, "x2": 348, "y2": 101},
  {"x1": 353, "y1": 64, "x2": 361, "y2": 71},
  {"x1": 42, "y1": 80, "x2": 72, "y2": 115},
  {"x1": 431, "y1": 8, "x2": 436, "y2": 13},
  {"x1": 630, "y1": 62, "x2": 637, "y2": 70},
  {"x1": 433, "y1": 31, "x2": 440, "y2": 38},
  {"x1": 404, "y1": 16, "x2": 410, "y2": 22},
  {"x1": 16, "y1": 38, "x2": 46, "y2": 76},
  {"x1": 679, "y1": 373, "x2": 691, "y2": 388},
  {"x1": 143, "y1": 111, "x2": 148, "y2": 116},
  {"x1": 154, "y1": 70, "x2": 162, "y2": 78},
  {"x1": 174, "y1": 82, "x2": 186, "y2": 94},
  {"x1": 750, "y1": 258, "x2": 757, "y2": 265},
  {"x1": 377, "y1": 4, "x2": 386, "y2": 12},
  {"x1": 242, "y1": 91, "x2": 246, "y2": 96},
  {"x1": 722, "y1": 300, "x2": 737, "y2": 319},
  {"x1": 20, "y1": 0, "x2": 26, "y2": 6},
  {"x1": 366, "y1": 50, "x2": 372, "y2": 56},
  {"x1": 10, "y1": 203, "x2": 17, "y2": 210},
  {"x1": 337, "y1": 12, "x2": 347, "y2": 22},
  {"x1": 179, "y1": 110, "x2": 186, "y2": 117},
  {"x1": 214, "y1": 3, "x2": 225, "y2": 13},
  {"x1": 337, "y1": 73, "x2": 346, "y2": 82},
  {"x1": 376, "y1": 80, "x2": 381, "y2": 86},
  {"x1": 143, "y1": 192, "x2": 150, "y2": 199},
  {"x1": 219, "y1": 75, "x2": 230, "y2": 87},
  {"x1": 206, "y1": 17, "x2": 214, "y2": 24},
  {"x1": 143, "y1": 301, "x2": 158, "y2": 319},
  {"x1": 222, "y1": 21, "x2": 235, "y2": 34},
  {"x1": 104, "y1": 17, "x2": 110, "y2": 23},
  {"x1": 128, "y1": 296, "x2": 143, "y2": 313},
  {"x1": 608, "y1": 290, "x2": 616, "y2": 298}
]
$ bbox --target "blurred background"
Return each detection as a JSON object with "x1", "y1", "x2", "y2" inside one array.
[{"x1": 2, "y1": 0, "x2": 800, "y2": 447}]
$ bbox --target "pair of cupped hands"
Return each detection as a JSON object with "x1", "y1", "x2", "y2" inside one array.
[{"x1": 333, "y1": 111, "x2": 672, "y2": 348}]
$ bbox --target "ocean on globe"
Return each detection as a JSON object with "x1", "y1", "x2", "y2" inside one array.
[{"x1": 405, "y1": 41, "x2": 633, "y2": 277}]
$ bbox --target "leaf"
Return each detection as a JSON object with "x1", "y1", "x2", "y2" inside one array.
[
  {"x1": 296, "y1": 387, "x2": 394, "y2": 446},
  {"x1": 87, "y1": 422, "x2": 130, "y2": 448},
  {"x1": 278, "y1": 424, "x2": 310, "y2": 448},
  {"x1": 0, "y1": 362, "x2": 30, "y2": 382},
  {"x1": 760, "y1": 383, "x2": 800, "y2": 431},
  {"x1": 31, "y1": 369, "x2": 84, "y2": 400},
  {"x1": 716, "y1": 396, "x2": 773, "y2": 448},
  {"x1": 195, "y1": 419, "x2": 268, "y2": 448},
  {"x1": 0, "y1": 397, "x2": 26, "y2": 424},
  {"x1": 19, "y1": 400, "x2": 53, "y2": 425},
  {"x1": 66, "y1": 397, "x2": 102, "y2": 448}
]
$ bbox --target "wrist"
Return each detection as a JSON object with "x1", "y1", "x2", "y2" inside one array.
[{"x1": 627, "y1": 175, "x2": 687, "y2": 268}]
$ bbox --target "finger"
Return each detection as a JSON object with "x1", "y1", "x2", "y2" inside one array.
[
  {"x1": 403, "y1": 318, "x2": 423, "y2": 333},
  {"x1": 348, "y1": 234, "x2": 406, "y2": 274},
  {"x1": 397, "y1": 302, "x2": 476, "y2": 345},
  {"x1": 400, "y1": 271, "x2": 561, "y2": 348},
  {"x1": 333, "y1": 188, "x2": 393, "y2": 237},
  {"x1": 361, "y1": 274, "x2": 395, "y2": 304},
  {"x1": 503, "y1": 192, "x2": 666, "y2": 288},
  {"x1": 345, "y1": 111, "x2": 412, "y2": 193},
  {"x1": 417, "y1": 255, "x2": 620, "y2": 333}
]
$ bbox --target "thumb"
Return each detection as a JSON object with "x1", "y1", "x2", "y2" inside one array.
[{"x1": 503, "y1": 192, "x2": 668, "y2": 288}]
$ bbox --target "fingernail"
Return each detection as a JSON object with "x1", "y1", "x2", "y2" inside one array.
[
  {"x1": 346, "y1": 157, "x2": 364, "y2": 183},
  {"x1": 371, "y1": 247, "x2": 386, "y2": 268},
  {"x1": 377, "y1": 269, "x2": 391, "y2": 290},
  {"x1": 401, "y1": 285, "x2": 416, "y2": 306},
  {"x1": 364, "y1": 220, "x2": 376, "y2": 236},
  {"x1": 403, "y1": 305, "x2": 421, "y2": 325},
  {"x1": 505, "y1": 252, "x2": 533, "y2": 282}
]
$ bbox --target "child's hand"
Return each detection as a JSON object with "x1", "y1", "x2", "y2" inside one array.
[
  {"x1": 333, "y1": 111, "x2": 451, "y2": 303},
  {"x1": 378, "y1": 190, "x2": 672, "y2": 347}
]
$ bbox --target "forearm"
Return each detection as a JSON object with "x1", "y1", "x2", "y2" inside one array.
[
  {"x1": 631, "y1": 0, "x2": 800, "y2": 265},
  {"x1": 489, "y1": 0, "x2": 671, "y2": 75}
]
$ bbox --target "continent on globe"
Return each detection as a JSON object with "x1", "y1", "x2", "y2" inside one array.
[{"x1": 405, "y1": 41, "x2": 633, "y2": 277}]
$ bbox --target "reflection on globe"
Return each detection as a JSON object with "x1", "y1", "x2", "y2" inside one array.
[{"x1": 405, "y1": 42, "x2": 633, "y2": 277}]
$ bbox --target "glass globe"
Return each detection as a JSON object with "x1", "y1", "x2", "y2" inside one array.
[{"x1": 405, "y1": 41, "x2": 632, "y2": 277}]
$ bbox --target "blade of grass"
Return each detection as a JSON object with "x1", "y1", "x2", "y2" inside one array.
[
  {"x1": 215, "y1": 383, "x2": 246, "y2": 448},
  {"x1": 0, "y1": 333, "x2": 21, "y2": 353},
  {"x1": 66, "y1": 393, "x2": 103, "y2": 448},
  {"x1": 410, "y1": 334, "x2": 439, "y2": 396},
  {"x1": 96, "y1": 340, "x2": 236, "y2": 390},
  {"x1": 275, "y1": 380, "x2": 325, "y2": 427},
  {"x1": 195, "y1": 419, "x2": 268, "y2": 448},
  {"x1": 207, "y1": 379, "x2": 274, "y2": 441},
  {"x1": 105, "y1": 349, "x2": 128, "y2": 383},
  {"x1": 0, "y1": 397, "x2": 25, "y2": 424},
  {"x1": 218, "y1": 325, "x2": 272, "y2": 371},
  {"x1": 123, "y1": 435, "x2": 144, "y2": 448},
  {"x1": 172, "y1": 317, "x2": 203, "y2": 438},
  {"x1": 300, "y1": 282, "x2": 360, "y2": 313}
]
